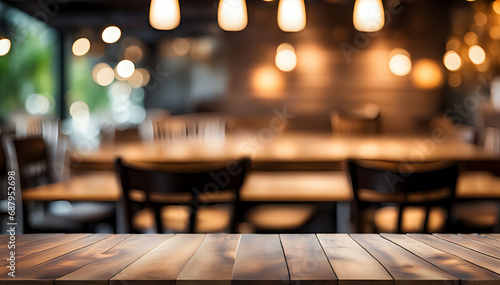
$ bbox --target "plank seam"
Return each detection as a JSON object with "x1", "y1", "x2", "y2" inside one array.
[
  {"x1": 278, "y1": 234, "x2": 292, "y2": 285},
  {"x1": 348, "y1": 234, "x2": 395, "y2": 285},
  {"x1": 433, "y1": 234, "x2": 500, "y2": 260},
  {"x1": 407, "y1": 234, "x2": 500, "y2": 278},
  {"x1": 458, "y1": 233, "x2": 500, "y2": 249},
  {"x1": 313, "y1": 234, "x2": 339, "y2": 281}
]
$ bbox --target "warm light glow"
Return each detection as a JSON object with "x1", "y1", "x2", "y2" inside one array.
[
  {"x1": 0, "y1": 38, "x2": 11, "y2": 56},
  {"x1": 468, "y1": 45, "x2": 486, "y2": 65},
  {"x1": 353, "y1": 0, "x2": 385, "y2": 32},
  {"x1": 490, "y1": 26, "x2": 500, "y2": 40},
  {"x1": 448, "y1": 73, "x2": 461, "y2": 88},
  {"x1": 475, "y1": 12, "x2": 487, "y2": 26},
  {"x1": 149, "y1": 0, "x2": 181, "y2": 30},
  {"x1": 464, "y1": 32, "x2": 478, "y2": 46},
  {"x1": 275, "y1": 43, "x2": 297, "y2": 72},
  {"x1": 389, "y1": 50, "x2": 411, "y2": 76},
  {"x1": 251, "y1": 66, "x2": 284, "y2": 97},
  {"x1": 92, "y1": 63, "x2": 114, "y2": 86},
  {"x1": 218, "y1": 0, "x2": 248, "y2": 31},
  {"x1": 172, "y1": 38, "x2": 191, "y2": 56},
  {"x1": 277, "y1": 0, "x2": 306, "y2": 32},
  {"x1": 102, "y1": 26, "x2": 121, "y2": 44},
  {"x1": 446, "y1": 38, "x2": 460, "y2": 51},
  {"x1": 412, "y1": 59, "x2": 443, "y2": 89},
  {"x1": 116, "y1": 60, "x2": 135, "y2": 79},
  {"x1": 493, "y1": 0, "x2": 500, "y2": 14},
  {"x1": 124, "y1": 45, "x2": 143, "y2": 62},
  {"x1": 72, "y1": 38, "x2": 91, "y2": 56},
  {"x1": 443, "y1": 51, "x2": 462, "y2": 71}
]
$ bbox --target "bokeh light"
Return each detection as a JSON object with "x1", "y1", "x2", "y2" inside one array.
[
  {"x1": 443, "y1": 51, "x2": 462, "y2": 71},
  {"x1": 124, "y1": 45, "x2": 143, "y2": 62},
  {"x1": 172, "y1": 38, "x2": 191, "y2": 56},
  {"x1": 25, "y1": 94, "x2": 50, "y2": 115},
  {"x1": 116, "y1": 60, "x2": 135, "y2": 78},
  {"x1": 389, "y1": 50, "x2": 412, "y2": 76},
  {"x1": 275, "y1": 43, "x2": 297, "y2": 72},
  {"x1": 92, "y1": 63, "x2": 115, "y2": 86},
  {"x1": 72, "y1": 38, "x2": 91, "y2": 56},
  {"x1": 251, "y1": 66, "x2": 284, "y2": 97},
  {"x1": 412, "y1": 59, "x2": 443, "y2": 89},
  {"x1": 0, "y1": 38, "x2": 11, "y2": 56},
  {"x1": 468, "y1": 45, "x2": 486, "y2": 65},
  {"x1": 102, "y1": 26, "x2": 121, "y2": 44}
]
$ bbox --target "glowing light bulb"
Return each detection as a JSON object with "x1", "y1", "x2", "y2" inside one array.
[
  {"x1": 275, "y1": 43, "x2": 297, "y2": 72},
  {"x1": 218, "y1": 0, "x2": 248, "y2": 31},
  {"x1": 72, "y1": 38, "x2": 91, "y2": 56},
  {"x1": 102, "y1": 26, "x2": 121, "y2": 44},
  {"x1": 149, "y1": 0, "x2": 181, "y2": 30},
  {"x1": 353, "y1": 0, "x2": 385, "y2": 32},
  {"x1": 0, "y1": 38, "x2": 11, "y2": 56},
  {"x1": 468, "y1": 45, "x2": 486, "y2": 65},
  {"x1": 277, "y1": 0, "x2": 306, "y2": 32},
  {"x1": 443, "y1": 51, "x2": 462, "y2": 71}
]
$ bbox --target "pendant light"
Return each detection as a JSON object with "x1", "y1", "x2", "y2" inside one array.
[
  {"x1": 0, "y1": 37, "x2": 11, "y2": 56},
  {"x1": 277, "y1": 0, "x2": 306, "y2": 32},
  {"x1": 149, "y1": 0, "x2": 181, "y2": 30},
  {"x1": 353, "y1": 0, "x2": 385, "y2": 32},
  {"x1": 218, "y1": 0, "x2": 248, "y2": 31}
]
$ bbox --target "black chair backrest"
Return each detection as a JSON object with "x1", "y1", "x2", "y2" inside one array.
[
  {"x1": 115, "y1": 157, "x2": 251, "y2": 233},
  {"x1": 11, "y1": 136, "x2": 53, "y2": 189},
  {"x1": 347, "y1": 159, "x2": 459, "y2": 233}
]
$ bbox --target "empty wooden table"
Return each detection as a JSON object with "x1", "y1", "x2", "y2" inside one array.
[{"x1": 3, "y1": 233, "x2": 500, "y2": 284}]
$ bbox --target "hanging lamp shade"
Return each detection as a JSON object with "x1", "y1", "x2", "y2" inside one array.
[
  {"x1": 149, "y1": 0, "x2": 181, "y2": 30},
  {"x1": 218, "y1": 0, "x2": 248, "y2": 31},
  {"x1": 353, "y1": 0, "x2": 385, "y2": 32},
  {"x1": 277, "y1": 0, "x2": 306, "y2": 32}
]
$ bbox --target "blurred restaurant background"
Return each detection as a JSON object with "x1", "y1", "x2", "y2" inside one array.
[{"x1": 1, "y1": 0, "x2": 500, "y2": 234}]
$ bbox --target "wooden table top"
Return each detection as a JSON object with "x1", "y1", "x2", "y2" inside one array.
[
  {"x1": 22, "y1": 170, "x2": 500, "y2": 202},
  {"x1": 3, "y1": 233, "x2": 500, "y2": 284},
  {"x1": 72, "y1": 133, "x2": 497, "y2": 165}
]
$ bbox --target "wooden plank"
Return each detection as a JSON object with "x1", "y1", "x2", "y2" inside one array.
[
  {"x1": 351, "y1": 234, "x2": 459, "y2": 285},
  {"x1": 434, "y1": 234, "x2": 500, "y2": 259},
  {"x1": 110, "y1": 234, "x2": 206, "y2": 285},
  {"x1": 316, "y1": 234, "x2": 392, "y2": 285},
  {"x1": 177, "y1": 234, "x2": 240, "y2": 285},
  {"x1": 0, "y1": 234, "x2": 130, "y2": 284},
  {"x1": 459, "y1": 234, "x2": 500, "y2": 249},
  {"x1": 0, "y1": 234, "x2": 112, "y2": 277},
  {"x1": 0, "y1": 234, "x2": 68, "y2": 257},
  {"x1": 280, "y1": 234, "x2": 337, "y2": 285},
  {"x1": 10, "y1": 234, "x2": 92, "y2": 259},
  {"x1": 482, "y1": 234, "x2": 500, "y2": 242},
  {"x1": 383, "y1": 234, "x2": 500, "y2": 285},
  {"x1": 56, "y1": 234, "x2": 173, "y2": 285},
  {"x1": 231, "y1": 234, "x2": 289, "y2": 285},
  {"x1": 409, "y1": 234, "x2": 500, "y2": 275}
]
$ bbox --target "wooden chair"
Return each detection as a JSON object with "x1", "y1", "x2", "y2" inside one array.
[
  {"x1": 452, "y1": 159, "x2": 500, "y2": 232},
  {"x1": 347, "y1": 159, "x2": 459, "y2": 233},
  {"x1": 330, "y1": 104, "x2": 381, "y2": 135},
  {"x1": 115, "y1": 157, "x2": 251, "y2": 233},
  {"x1": 8, "y1": 136, "x2": 115, "y2": 233}
]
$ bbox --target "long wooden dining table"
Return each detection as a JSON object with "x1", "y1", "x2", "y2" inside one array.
[{"x1": 2, "y1": 233, "x2": 500, "y2": 284}]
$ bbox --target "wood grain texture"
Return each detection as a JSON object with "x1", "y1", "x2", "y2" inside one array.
[
  {"x1": 316, "y1": 234, "x2": 392, "y2": 285},
  {"x1": 382, "y1": 234, "x2": 500, "y2": 285},
  {"x1": 0, "y1": 235, "x2": 129, "y2": 284},
  {"x1": 434, "y1": 234, "x2": 500, "y2": 259},
  {"x1": 13, "y1": 234, "x2": 92, "y2": 259},
  {"x1": 459, "y1": 233, "x2": 500, "y2": 249},
  {"x1": 231, "y1": 234, "x2": 289, "y2": 285},
  {"x1": 110, "y1": 234, "x2": 206, "y2": 285},
  {"x1": 351, "y1": 234, "x2": 459, "y2": 285},
  {"x1": 0, "y1": 233, "x2": 69, "y2": 258},
  {"x1": 177, "y1": 234, "x2": 241, "y2": 285},
  {"x1": 409, "y1": 234, "x2": 500, "y2": 275},
  {"x1": 56, "y1": 234, "x2": 173, "y2": 285},
  {"x1": 280, "y1": 234, "x2": 337, "y2": 285},
  {"x1": 0, "y1": 234, "x2": 112, "y2": 277}
]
